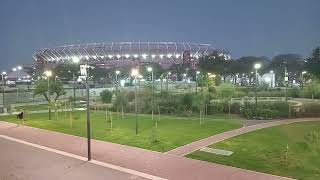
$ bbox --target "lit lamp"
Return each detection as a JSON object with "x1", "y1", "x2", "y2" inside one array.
[
  {"x1": 131, "y1": 68, "x2": 139, "y2": 135},
  {"x1": 1, "y1": 72, "x2": 6, "y2": 108},
  {"x1": 254, "y1": 63, "x2": 261, "y2": 107},
  {"x1": 196, "y1": 71, "x2": 200, "y2": 93},
  {"x1": 45, "y1": 70, "x2": 52, "y2": 120}
]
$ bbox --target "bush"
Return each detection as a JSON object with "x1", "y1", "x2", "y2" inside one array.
[
  {"x1": 207, "y1": 101, "x2": 241, "y2": 114},
  {"x1": 240, "y1": 101, "x2": 289, "y2": 119},
  {"x1": 100, "y1": 90, "x2": 113, "y2": 103}
]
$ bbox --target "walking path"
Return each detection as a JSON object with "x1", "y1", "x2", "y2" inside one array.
[
  {"x1": 167, "y1": 118, "x2": 320, "y2": 156},
  {"x1": 0, "y1": 121, "x2": 294, "y2": 180}
]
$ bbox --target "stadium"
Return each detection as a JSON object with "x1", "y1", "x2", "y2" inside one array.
[{"x1": 33, "y1": 42, "x2": 230, "y2": 69}]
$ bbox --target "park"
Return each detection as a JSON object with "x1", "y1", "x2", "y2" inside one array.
[
  {"x1": 1, "y1": 46, "x2": 320, "y2": 179},
  {"x1": 0, "y1": 1, "x2": 320, "y2": 179}
]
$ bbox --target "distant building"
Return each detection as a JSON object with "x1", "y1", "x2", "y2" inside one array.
[{"x1": 33, "y1": 42, "x2": 230, "y2": 70}]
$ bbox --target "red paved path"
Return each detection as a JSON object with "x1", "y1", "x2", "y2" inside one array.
[
  {"x1": 167, "y1": 118, "x2": 320, "y2": 156},
  {"x1": 0, "y1": 121, "x2": 295, "y2": 180}
]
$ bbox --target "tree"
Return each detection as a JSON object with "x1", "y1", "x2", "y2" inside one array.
[
  {"x1": 306, "y1": 47, "x2": 320, "y2": 79},
  {"x1": 34, "y1": 79, "x2": 66, "y2": 119},
  {"x1": 216, "y1": 83, "x2": 236, "y2": 117},
  {"x1": 268, "y1": 54, "x2": 304, "y2": 85},
  {"x1": 100, "y1": 90, "x2": 113, "y2": 103},
  {"x1": 113, "y1": 90, "x2": 129, "y2": 119},
  {"x1": 192, "y1": 91, "x2": 207, "y2": 125},
  {"x1": 55, "y1": 64, "x2": 80, "y2": 81}
]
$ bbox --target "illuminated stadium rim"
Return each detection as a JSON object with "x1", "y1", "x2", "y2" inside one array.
[{"x1": 33, "y1": 42, "x2": 230, "y2": 63}]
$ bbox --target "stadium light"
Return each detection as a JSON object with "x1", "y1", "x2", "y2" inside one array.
[
  {"x1": 12, "y1": 68, "x2": 17, "y2": 72},
  {"x1": 175, "y1": 54, "x2": 181, "y2": 58},
  {"x1": 124, "y1": 54, "x2": 130, "y2": 58},
  {"x1": 108, "y1": 55, "x2": 113, "y2": 59},
  {"x1": 133, "y1": 54, "x2": 139, "y2": 58},
  {"x1": 72, "y1": 56, "x2": 80, "y2": 63},
  {"x1": 151, "y1": 54, "x2": 156, "y2": 58},
  {"x1": 147, "y1": 67, "x2": 153, "y2": 72},
  {"x1": 167, "y1": 54, "x2": 173, "y2": 58},
  {"x1": 116, "y1": 54, "x2": 121, "y2": 59},
  {"x1": 2, "y1": 72, "x2": 7, "y2": 75},
  {"x1": 159, "y1": 54, "x2": 164, "y2": 59},
  {"x1": 196, "y1": 71, "x2": 200, "y2": 75},
  {"x1": 17, "y1": 66, "x2": 22, "y2": 70},
  {"x1": 115, "y1": 70, "x2": 120, "y2": 75}
]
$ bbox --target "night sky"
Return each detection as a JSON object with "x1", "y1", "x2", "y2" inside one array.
[{"x1": 0, "y1": 0, "x2": 319, "y2": 70}]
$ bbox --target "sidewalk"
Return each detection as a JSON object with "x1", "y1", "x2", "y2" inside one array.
[
  {"x1": 166, "y1": 118, "x2": 320, "y2": 156},
  {"x1": 0, "y1": 121, "x2": 293, "y2": 180}
]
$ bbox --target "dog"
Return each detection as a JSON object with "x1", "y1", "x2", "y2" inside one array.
[{"x1": 16, "y1": 112, "x2": 24, "y2": 126}]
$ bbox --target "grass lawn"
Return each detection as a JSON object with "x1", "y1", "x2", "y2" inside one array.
[
  {"x1": 187, "y1": 121, "x2": 320, "y2": 180},
  {"x1": 0, "y1": 111, "x2": 242, "y2": 152}
]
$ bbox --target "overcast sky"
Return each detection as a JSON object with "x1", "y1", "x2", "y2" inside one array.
[{"x1": 0, "y1": 0, "x2": 319, "y2": 70}]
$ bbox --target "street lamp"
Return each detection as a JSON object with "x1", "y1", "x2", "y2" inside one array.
[
  {"x1": 167, "y1": 72, "x2": 171, "y2": 91},
  {"x1": 254, "y1": 63, "x2": 261, "y2": 106},
  {"x1": 131, "y1": 69, "x2": 139, "y2": 135},
  {"x1": 115, "y1": 70, "x2": 120, "y2": 92},
  {"x1": 45, "y1": 70, "x2": 52, "y2": 120},
  {"x1": 147, "y1": 67, "x2": 154, "y2": 123},
  {"x1": 2, "y1": 72, "x2": 6, "y2": 109},
  {"x1": 301, "y1": 71, "x2": 307, "y2": 89},
  {"x1": 196, "y1": 71, "x2": 200, "y2": 93}
]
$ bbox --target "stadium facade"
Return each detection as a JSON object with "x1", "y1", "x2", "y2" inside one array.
[{"x1": 33, "y1": 42, "x2": 230, "y2": 69}]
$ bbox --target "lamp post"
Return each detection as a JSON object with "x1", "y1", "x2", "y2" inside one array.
[
  {"x1": 72, "y1": 57, "x2": 80, "y2": 107},
  {"x1": 45, "y1": 70, "x2": 52, "y2": 120},
  {"x1": 115, "y1": 70, "x2": 120, "y2": 92},
  {"x1": 166, "y1": 72, "x2": 171, "y2": 91},
  {"x1": 147, "y1": 67, "x2": 154, "y2": 122},
  {"x1": 196, "y1": 71, "x2": 200, "y2": 93},
  {"x1": 85, "y1": 65, "x2": 91, "y2": 161},
  {"x1": 12, "y1": 68, "x2": 18, "y2": 101},
  {"x1": 301, "y1": 71, "x2": 307, "y2": 89},
  {"x1": 131, "y1": 69, "x2": 139, "y2": 135},
  {"x1": 284, "y1": 60, "x2": 288, "y2": 102},
  {"x1": 2, "y1": 72, "x2": 6, "y2": 108},
  {"x1": 17, "y1": 66, "x2": 22, "y2": 81},
  {"x1": 254, "y1": 63, "x2": 261, "y2": 106}
]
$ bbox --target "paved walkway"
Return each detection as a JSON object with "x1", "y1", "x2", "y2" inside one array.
[
  {"x1": 167, "y1": 118, "x2": 320, "y2": 156},
  {"x1": 0, "y1": 121, "x2": 295, "y2": 180},
  {"x1": 0, "y1": 137, "x2": 147, "y2": 180}
]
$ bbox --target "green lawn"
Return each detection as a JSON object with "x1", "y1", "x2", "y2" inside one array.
[
  {"x1": 0, "y1": 111, "x2": 242, "y2": 152},
  {"x1": 187, "y1": 121, "x2": 320, "y2": 180}
]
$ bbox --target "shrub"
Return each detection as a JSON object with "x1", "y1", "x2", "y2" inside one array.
[
  {"x1": 100, "y1": 90, "x2": 113, "y2": 103},
  {"x1": 240, "y1": 101, "x2": 289, "y2": 119},
  {"x1": 182, "y1": 93, "x2": 194, "y2": 110},
  {"x1": 207, "y1": 101, "x2": 241, "y2": 114}
]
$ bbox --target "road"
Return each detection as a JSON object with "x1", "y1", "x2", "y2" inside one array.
[{"x1": 0, "y1": 137, "x2": 147, "y2": 180}]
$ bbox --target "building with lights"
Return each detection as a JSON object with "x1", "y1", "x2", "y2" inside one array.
[{"x1": 33, "y1": 42, "x2": 230, "y2": 70}]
